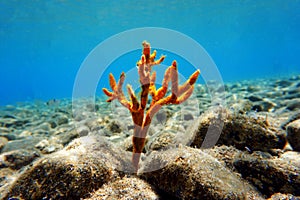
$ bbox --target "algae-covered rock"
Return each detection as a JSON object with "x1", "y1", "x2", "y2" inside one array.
[
  {"x1": 56, "y1": 127, "x2": 80, "y2": 146},
  {"x1": 146, "y1": 131, "x2": 176, "y2": 151},
  {"x1": 4, "y1": 150, "x2": 111, "y2": 199},
  {"x1": 106, "y1": 120, "x2": 127, "y2": 134},
  {"x1": 85, "y1": 176, "x2": 160, "y2": 200},
  {"x1": 233, "y1": 151, "x2": 300, "y2": 197},
  {"x1": 3, "y1": 136, "x2": 133, "y2": 199},
  {"x1": 190, "y1": 108, "x2": 285, "y2": 152},
  {"x1": 0, "y1": 149, "x2": 40, "y2": 170},
  {"x1": 203, "y1": 145, "x2": 242, "y2": 172},
  {"x1": 140, "y1": 146, "x2": 263, "y2": 200}
]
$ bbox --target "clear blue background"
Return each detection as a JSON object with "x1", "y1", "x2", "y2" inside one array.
[{"x1": 1, "y1": 0, "x2": 299, "y2": 105}]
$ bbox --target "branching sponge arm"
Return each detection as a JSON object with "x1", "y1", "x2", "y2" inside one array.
[{"x1": 102, "y1": 41, "x2": 200, "y2": 172}]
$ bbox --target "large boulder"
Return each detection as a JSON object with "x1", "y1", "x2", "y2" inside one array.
[
  {"x1": 233, "y1": 151, "x2": 300, "y2": 197},
  {"x1": 140, "y1": 146, "x2": 263, "y2": 199},
  {"x1": 190, "y1": 108, "x2": 285, "y2": 152},
  {"x1": 2, "y1": 136, "x2": 133, "y2": 199}
]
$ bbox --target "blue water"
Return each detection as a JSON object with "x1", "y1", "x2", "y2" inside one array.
[{"x1": 1, "y1": 0, "x2": 300, "y2": 105}]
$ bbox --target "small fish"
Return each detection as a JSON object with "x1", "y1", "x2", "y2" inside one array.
[
  {"x1": 245, "y1": 146, "x2": 253, "y2": 153},
  {"x1": 46, "y1": 99, "x2": 60, "y2": 106}
]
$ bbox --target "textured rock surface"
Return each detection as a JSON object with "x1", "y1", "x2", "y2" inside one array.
[
  {"x1": 2, "y1": 136, "x2": 133, "y2": 200},
  {"x1": 203, "y1": 145, "x2": 242, "y2": 171},
  {"x1": 85, "y1": 176, "x2": 160, "y2": 200},
  {"x1": 0, "y1": 149, "x2": 40, "y2": 170},
  {"x1": 140, "y1": 146, "x2": 263, "y2": 200},
  {"x1": 286, "y1": 119, "x2": 300, "y2": 151},
  {"x1": 190, "y1": 108, "x2": 286, "y2": 152},
  {"x1": 1, "y1": 137, "x2": 45, "y2": 153},
  {"x1": 233, "y1": 151, "x2": 300, "y2": 197}
]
